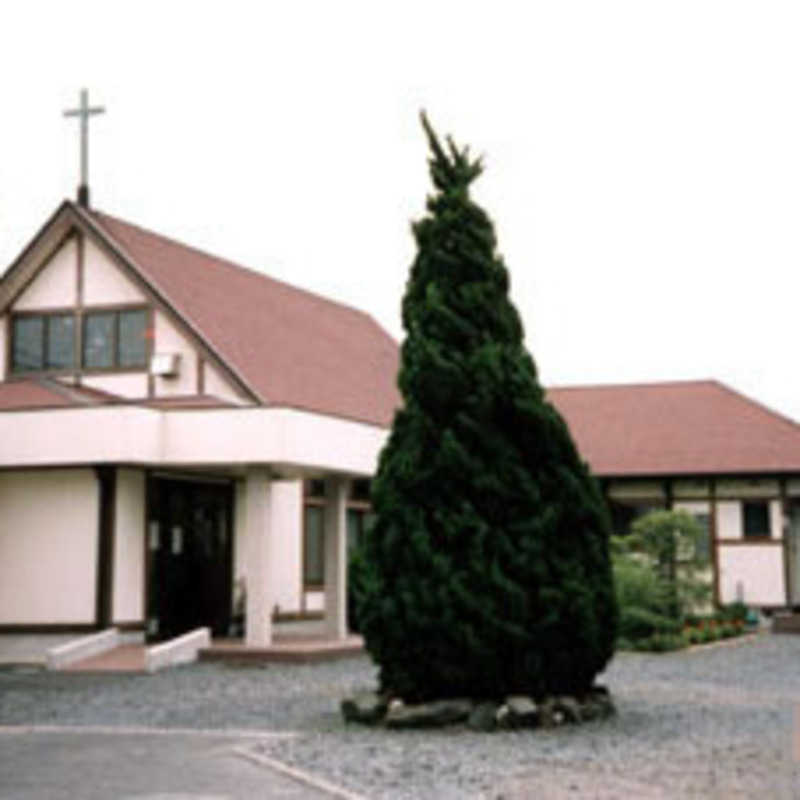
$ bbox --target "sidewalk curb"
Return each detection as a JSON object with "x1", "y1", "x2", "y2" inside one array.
[{"x1": 233, "y1": 744, "x2": 367, "y2": 800}]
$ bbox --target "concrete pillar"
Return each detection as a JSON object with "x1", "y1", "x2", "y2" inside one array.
[
  {"x1": 245, "y1": 468, "x2": 274, "y2": 647},
  {"x1": 324, "y1": 476, "x2": 350, "y2": 640}
]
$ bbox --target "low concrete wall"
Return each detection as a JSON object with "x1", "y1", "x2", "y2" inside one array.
[
  {"x1": 47, "y1": 628, "x2": 119, "y2": 671},
  {"x1": 145, "y1": 627, "x2": 211, "y2": 673}
]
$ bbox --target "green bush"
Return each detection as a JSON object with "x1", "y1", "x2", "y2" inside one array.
[
  {"x1": 619, "y1": 606, "x2": 681, "y2": 641},
  {"x1": 718, "y1": 601, "x2": 748, "y2": 624}
]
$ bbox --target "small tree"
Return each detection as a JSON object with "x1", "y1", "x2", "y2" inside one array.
[
  {"x1": 612, "y1": 510, "x2": 711, "y2": 649},
  {"x1": 356, "y1": 114, "x2": 617, "y2": 702}
]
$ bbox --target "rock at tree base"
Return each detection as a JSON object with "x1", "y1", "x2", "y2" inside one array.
[
  {"x1": 504, "y1": 696, "x2": 539, "y2": 728},
  {"x1": 385, "y1": 699, "x2": 473, "y2": 729},
  {"x1": 341, "y1": 691, "x2": 389, "y2": 725},
  {"x1": 467, "y1": 702, "x2": 499, "y2": 732}
]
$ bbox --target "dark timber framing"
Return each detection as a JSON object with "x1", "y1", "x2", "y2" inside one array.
[{"x1": 95, "y1": 465, "x2": 116, "y2": 628}]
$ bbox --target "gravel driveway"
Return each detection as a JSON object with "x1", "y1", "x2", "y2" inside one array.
[{"x1": 1, "y1": 633, "x2": 798, "y2": 798}]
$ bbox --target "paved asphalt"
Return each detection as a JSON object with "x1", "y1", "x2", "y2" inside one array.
[{"x1": 0, "y1": 728, "x2": 336, "y2": 800}]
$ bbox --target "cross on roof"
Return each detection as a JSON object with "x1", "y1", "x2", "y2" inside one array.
[{"x1": 63, "y1": 88, "x2": 105, "y2": 208}]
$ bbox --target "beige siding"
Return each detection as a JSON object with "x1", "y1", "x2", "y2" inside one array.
[
  {"x1": 112, "y1": 469, "x2": 146, "y2": 624},
  {"x1": 0, "y1": 469, "x2": 98, "y2": 624},
  {"x1": 83, "y1": 238, "x2": 146, "y2": 306},
  {"x1": 14, "y1": 238, "x2": 78, "y2": 310}
]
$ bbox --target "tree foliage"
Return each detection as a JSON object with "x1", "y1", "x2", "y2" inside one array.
[{"x1": 356, "y1": 114, "x2": 617, "y2": 702}]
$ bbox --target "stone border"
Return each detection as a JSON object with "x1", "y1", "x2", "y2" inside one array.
[
  {"x1": 145, "y1": 627, "x2": 210, "y2": 673},
  {"x1": 46, "y1": 628, "x2": 119, "y2": 671}
]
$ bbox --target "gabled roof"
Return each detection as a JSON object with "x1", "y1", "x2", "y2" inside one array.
[
  {"x1": 548, "y1": 380, "x2": 800, "y2": 477},
  {"x1": 84, "y1": 208, "x2": 402, "y2": 427}
]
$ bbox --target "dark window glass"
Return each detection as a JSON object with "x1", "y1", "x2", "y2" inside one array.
[
  {"x1": 350, "y1": 479, "x2": 371, "y2": 502},
  {"x1": 118, "y1": 309, "x2": 148, "y2": 367},
  {"x1": 46, "y1": 315, "x2": 75, "y2": 369},
  {"x1": 307, "y1": 479, "x2": 326, "y2": 498},
  {"x1": 743, "y1": 501, "x2": 770, "y2": 538},
  {"x1": 83, "y1": 312, "x2": 115, "y2": 368},
  {"x1": 303, "y1": 505, "x2": 325, "y2": 586},
  {"x1": 12, "y1": 316, "x2": 44, "y2": 371},
  {"x1": 692, "y1": 513, "x2": 711, "y2": 561}
]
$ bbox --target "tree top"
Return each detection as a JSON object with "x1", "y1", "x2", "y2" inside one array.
[{"x1": 420, "y1": 111, "x2": 483, "y2": 192}]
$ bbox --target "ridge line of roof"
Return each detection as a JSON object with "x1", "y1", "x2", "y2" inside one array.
[
  {"x1": 90, "y1": 208, "x2": 398, "y2": 339},
  {"x1": 546, "y1": 378, "x2": 718, "y2": 392}
]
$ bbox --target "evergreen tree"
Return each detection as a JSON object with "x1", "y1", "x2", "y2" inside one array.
[{"x1": 356, "y1": 114, "x2": 617, "y2": 702}]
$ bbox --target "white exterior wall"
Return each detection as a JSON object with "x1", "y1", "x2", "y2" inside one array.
[
  {"x1": 153, "y1": 311, "x2": 199, "y2": 397},
  {"x1": 718, "y1": 545, "x2": 785, "y2": 605},
  {"x1": 271, "y1": 480, "x2": 303, "y2": 613},
  {"x1": 0, "y1": 469, "x2": 98, "y2": 624},
  {"x1": 112, "y1": 468, "x2": 145, "y2": 623},
  {"x1": 83, "y1": 239, "x2": 146, "y2": 305},
  {"x1": 81, "y1": 373, "x2": 150, "y2": 399},
  {"x1": 716, "y1": 501, "x2": 742, "y2": 539},
  {"x1": 14, "y1": 238, "x2": 78, "y2": 310},
  {"x1": 204, "y1": 363, "x2": 248, "y2": 405},
  {"x1": 234, "y1": 478, "x2": 303, "y2": 615},
  {"x1": 0, "y1": 314, "x2": 6, "y2": 377}
]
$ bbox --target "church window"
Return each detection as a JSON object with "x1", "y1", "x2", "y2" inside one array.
[
  {"x1": 83, "y1": 307, "x2": 149, "y2": 370},
  {"x1": 743, "y1": 501, "x2": 770, "y2": 538},
  {"x1": 11, "y1": 313, "x2": 75, "y2": 372}
]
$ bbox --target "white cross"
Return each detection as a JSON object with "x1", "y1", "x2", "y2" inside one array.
[{"x1": 63, "y1": 88, "x2": 105, "y2": 205}]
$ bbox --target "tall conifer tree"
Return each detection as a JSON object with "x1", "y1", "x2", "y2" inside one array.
[{"x1": 357, "y1": 115, "x2": 617, "y2": 702}]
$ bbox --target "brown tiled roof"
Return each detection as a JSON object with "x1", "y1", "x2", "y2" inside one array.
[
  {"x1": 0, "y1": 379, "x2": 119, "y2": 410},
  {"x1": 0, "y1": 380, "x2": 74, "y2": 410},
  {"x1": 88, "y1": 210, "x2": 401, "y2": 427},
  {"x1": 548, "y1": 380, "x2": 800, "y2": 477}
]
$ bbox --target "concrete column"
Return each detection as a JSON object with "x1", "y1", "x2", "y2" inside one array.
[
  {"x1": 324, "y1": 476, "x2": 350, "y2": 640},
  {"x1": 245, "y1": 468, "x2": 274, "y2": 647}
]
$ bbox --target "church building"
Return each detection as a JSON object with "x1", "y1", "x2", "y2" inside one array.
[
  {"x1": 3, "y1": 91, "x2": 800, "y2": 647},
  {"x1": 3, "y1": 197, "x2": 800, "y2": 648}
]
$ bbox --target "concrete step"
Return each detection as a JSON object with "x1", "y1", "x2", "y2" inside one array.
[
  {"x1": 63, "y1": 644, "x2": 146, "y2": 672},
  {"x1": 772, "y1": 613, "x2": 800, "y2": 634}
]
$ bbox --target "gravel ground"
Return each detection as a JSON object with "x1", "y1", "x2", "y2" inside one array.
[{"x1": 1, "y1": 633, "x2": 799, "y2": 798}]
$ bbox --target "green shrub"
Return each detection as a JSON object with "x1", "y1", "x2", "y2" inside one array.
[
  {"x1": 619, "y1": 606, "x2": 681, "y2": 641},
  {"x1": 718, "y1": 601, "x2": 748, "y2": 623}
]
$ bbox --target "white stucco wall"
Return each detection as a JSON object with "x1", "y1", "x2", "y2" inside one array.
[
  {"x1": 0, "y1": 469, "x2": 98, "y2": 624},
  {"x1": 716, "y1": 501, "x2": 742, "y2": 539},
  {"x1": 272, "y1": 480, "x2": 303, "y2": 613},
  {"x1": 112, "y1": 468, "x2": 145, "y2": 624},
  {"x1": 0, "y1": 405, "x2": 388, "y2": 477},
  {"x1": 716, "y1": 479, "x2": 779, "y2": 499},
  {"x1": 233, "y1": 478, "x2": 303, "y2": 615},
  {"x1": 81, "y1": 373, "x2": 150, "y2": 399},
  {"x1": 204, "y1": 362, "x2": 248, "y2": 405},
  {"x1": 83, "y1": 238, "x2": 146, "y2": 306},
  {"x1": 0, "y1": 315, "x2": 6, "y2": 377},
  {"x1": 14, "y1": 237, "x2": 78, "y2": 311},
  {"x1": 718, "y1": 545, "x2": 785, "y2": 605},
  {"x1": 153, "y1": 311, "x2": 198, "y2": 397}
]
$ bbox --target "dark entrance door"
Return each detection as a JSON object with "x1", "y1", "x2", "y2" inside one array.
[{"x1": 146, "y1": 477, "x2": 234, "y2": 642}]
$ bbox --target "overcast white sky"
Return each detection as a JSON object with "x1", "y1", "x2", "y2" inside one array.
[{"x1": 2, "y1": 2, "x2": 800, "y2": 421}]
